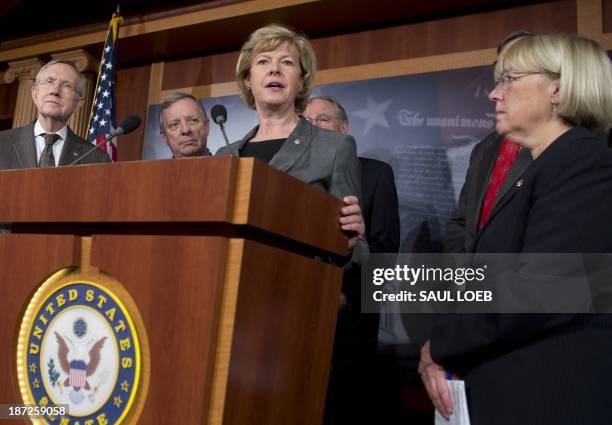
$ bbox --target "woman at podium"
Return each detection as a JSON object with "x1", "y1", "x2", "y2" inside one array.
[{"x1": 216, "y1": 24, "x2": 365, "y2": 252}]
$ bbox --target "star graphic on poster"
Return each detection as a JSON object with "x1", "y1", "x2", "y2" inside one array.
[{"x1": 352, "y1": 96, "x2": 391, "y2": 136}]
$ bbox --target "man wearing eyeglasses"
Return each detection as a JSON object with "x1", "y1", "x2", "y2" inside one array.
[
  {"x1": 305, "y1": 96, "x2": 400, "y2": 254},
  {"x1": 0, "y1": 60, "x2": 110, "y2": 170},
  {"x1": 443, "y1": 31, "x2": 533, "y2": 253}
]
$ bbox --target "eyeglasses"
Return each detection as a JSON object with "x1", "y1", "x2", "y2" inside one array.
[
  {"x1": 493, "y1": 71, "x2": 553, "y2": 88},
  {"x1": 36, "y1": 78, "x2": 80, "y2": 95},
  {"x1": 304, "y1": 114, "x2": 340, "y2": 125}
]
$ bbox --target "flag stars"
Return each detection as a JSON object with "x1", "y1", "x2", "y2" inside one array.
[{"x1": 87, "y1": 24, "x2": 118, "y2": 162}]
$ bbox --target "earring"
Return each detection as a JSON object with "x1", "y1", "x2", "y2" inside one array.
[{"x1": 552, "y1": 103, "x2": 559, "y2": 113}]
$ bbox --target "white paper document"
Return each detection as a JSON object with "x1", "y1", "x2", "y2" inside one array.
[{"x1": 434, "y1": 379, "x2": 471, "y2": 425}]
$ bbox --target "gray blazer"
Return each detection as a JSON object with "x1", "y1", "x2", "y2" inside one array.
[
  {"x1": 216, "y1": 117, "x2": 363, "y2": 202},
  {"x1": 216, "y1": 117, "x2": 367, "y2": 260},
  {"x1": 0, "y1": 122, "x2": 110, "y2": 170}
]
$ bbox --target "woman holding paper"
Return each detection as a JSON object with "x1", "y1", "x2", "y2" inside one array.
[{"x1": 420, "y1": 33, "x2": 612, "y2": 425}]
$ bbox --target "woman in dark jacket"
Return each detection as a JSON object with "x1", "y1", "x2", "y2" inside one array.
[{"x1": 420, "y1": 34, "x2": 612, "y2": 425}]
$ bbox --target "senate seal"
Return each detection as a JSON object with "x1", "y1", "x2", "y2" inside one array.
[{"x1": 17, "y1": 268, "x2": 147, "y2": 424}]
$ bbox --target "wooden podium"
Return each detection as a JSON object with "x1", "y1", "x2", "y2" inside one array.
[{"x1": 0, "y1": 157, "x2": 346, "y2": 424}]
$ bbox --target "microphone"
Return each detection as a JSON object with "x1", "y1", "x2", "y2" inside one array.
[
  {"x1": 69, "y1": 115, "x2": 141, "y2": 165},
  {"x1": 211, "y1": 104, "x2": 236, "y2": 157},
  {"x1": 211, "y1": 104, "x2": 227, "y2": 125},
  {"x1": 114, "y1": 115, "x2": 141, "y2": 136}
]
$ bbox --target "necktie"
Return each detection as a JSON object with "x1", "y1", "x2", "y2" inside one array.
[
  {"x1": 478, "y1": 138, "x2": 520, "y2": 231},
  {"x1": 39, "y1": 133, "x2": 60, "y2": 167}
]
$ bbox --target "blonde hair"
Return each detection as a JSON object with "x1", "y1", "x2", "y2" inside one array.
[
  {"x1": 236, "y1": 24, "x2": 317, "y2": 114},
  {"x1": 496, "y1": 34, "x2": 612, "y2": 129}
]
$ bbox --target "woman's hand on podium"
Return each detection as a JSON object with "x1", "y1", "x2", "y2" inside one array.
[{"x1": 339, "y1": 195, "x2": 365, "y2": 250}]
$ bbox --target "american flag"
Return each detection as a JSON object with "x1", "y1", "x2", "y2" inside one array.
[{"x1": 86, "y1": 12, "x2": 123, "y2": 161}]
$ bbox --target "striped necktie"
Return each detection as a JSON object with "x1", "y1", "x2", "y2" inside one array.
[{"x1": 39, "y1": 133, "x2": 60, "y2": 167}]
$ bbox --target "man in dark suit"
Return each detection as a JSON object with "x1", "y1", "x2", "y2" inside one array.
[
  {"x1": 305, "y1": 95, "x2": 400, "y2": 425},
  {"x1": 0, "y1": 60, "x2": 109, "y2": 170},
  {"x1": 304, "y1": 96, "x2": 400, "y2": 255},
  {"x1": 444, "y1": 31, "x2": 533, "y2": 252}
]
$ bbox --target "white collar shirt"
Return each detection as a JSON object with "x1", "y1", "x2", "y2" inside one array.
[{"x1": 34, "y1": 120, "x2": 68, "y2": 166}]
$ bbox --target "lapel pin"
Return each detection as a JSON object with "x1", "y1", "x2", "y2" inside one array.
[
  {"x1": 516, "y1": 179, "x2": 524, "y2": 187},
  {"x1": 294, "y1": 138, "x2": 302, "y2": 145}
]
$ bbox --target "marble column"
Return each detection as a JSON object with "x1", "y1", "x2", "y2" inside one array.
[{"x1": 3, "y1": 58, "x2": 44, "y2": 128}]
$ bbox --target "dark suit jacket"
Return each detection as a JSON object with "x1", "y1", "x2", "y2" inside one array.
[
  {"x1": 343, "y1": 157, "x2": 399, "y2": 307},
  {"x1": 432, "y1": 127, "x2": 612, "y2": 425},
  {"x1": 0, "y1": 122, "x2": 110, "y2": 170},
  {"x1": 337, "y1": 158, "x2": 400, "y2": 365},
  {"x1": 359, "y1": 157, "x2": 400, "y2": 254},
  {"x1": 444, "y1": 132, "x2": 531, "y2": 253}
]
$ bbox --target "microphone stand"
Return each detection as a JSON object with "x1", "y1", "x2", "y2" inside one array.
[
  {"x1": 69, "y1": 132, "x2": 118, "y2": 166},
  {"x1": 218, "y1": 121, "x2": 237, "y2": 157}
]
